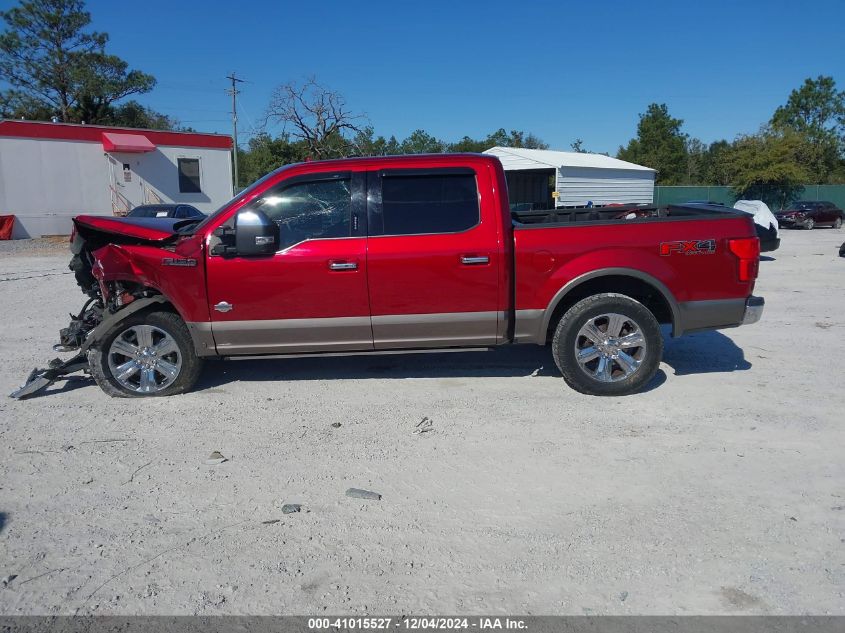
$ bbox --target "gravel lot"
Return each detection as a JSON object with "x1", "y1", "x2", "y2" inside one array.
[{"x1": 0, "y1": 229, "x2": 843, "y2": 615}]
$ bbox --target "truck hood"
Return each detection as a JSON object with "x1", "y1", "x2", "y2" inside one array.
[{"x1": 72, "y1": 215, "x2": 196, "y2": 242}]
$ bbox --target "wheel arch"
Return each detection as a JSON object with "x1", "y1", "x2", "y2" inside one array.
[{"x1": 541, "y1": 268, "x2": 682, "y2": 343}]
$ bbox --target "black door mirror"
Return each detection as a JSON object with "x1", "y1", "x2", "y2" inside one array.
[{"x1": 235, "y1": 209, "x2": 279, "y2": 256}]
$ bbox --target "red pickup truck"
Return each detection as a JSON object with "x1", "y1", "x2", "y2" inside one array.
[{"x1": 12, "y1": 154, "x2": 763, "y2": 399}]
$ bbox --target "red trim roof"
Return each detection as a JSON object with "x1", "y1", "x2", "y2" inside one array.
[
  {"x1": 101, "y1": 132, "x2": 156, "y2": 153},
  {"x1": 0, "y1": 119, "x2": 232, "y2": 150}
]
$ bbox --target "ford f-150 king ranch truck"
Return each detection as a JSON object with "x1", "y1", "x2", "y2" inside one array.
[{"x1": 11, "y1": 154, "x2": 764, "y2": 399}]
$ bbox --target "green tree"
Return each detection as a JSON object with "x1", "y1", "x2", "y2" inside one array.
[
  {"x1": 725, "y1": 127, "x2": 811, "y2": 208},
  {"x1": 400, "y1": 129, "x2": 445, "y2": 154},
  {"x1": 483, "y1": 128, "x2": 548, "y2": 150},
  {"x1": 771, "y1": 75, "x2": 844, "y2": 182},
  {"x1": 351, "y1": 126, "x2": 401, "y2": 156},
  {"x1": 103, "y1": 100, "x2": 185, "y2": 131},
  {"x1": 702, "y1": 140, "x2": 733, "y2": 186},
  {"x1": 617, "y1": 103, "x2": 688, "y2": 184},
  {"x1": 685, "y1": 138, "x2": 708, "y2": 184},
  {"x1": 772, "y1": 75, "x2": 845, "y2": 143},
  {"x1": 0, "y1": 0, "x2": 155, "y2": 123},
  {"x1": 237, "y1": 133, "x2": 308, "y2": 188},
  {"x1": 448, "y1": 135, "x2": 488, "y2": 153}
]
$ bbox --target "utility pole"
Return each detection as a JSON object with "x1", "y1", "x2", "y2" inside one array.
[{"x1": 226, "y1": 72, "x2": 246, "y2": 192}]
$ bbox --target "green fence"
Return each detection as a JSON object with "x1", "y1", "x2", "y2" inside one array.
[{"x1": 654, "y1": 185, "x2": 845, "y2": 210}]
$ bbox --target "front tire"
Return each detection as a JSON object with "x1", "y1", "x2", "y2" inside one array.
[
  {"x1": 804, "y1": 218, "x2": 815, "y2": 230},
  {"x1": 552, "y1": 293, "x2": 663, "y2": 396},
  {"x1": 88, "y1": 310, "x2": 202, "y2": 397},
  {"x1": 833, "y1": 217, "x2": 842, "y2": 229}
]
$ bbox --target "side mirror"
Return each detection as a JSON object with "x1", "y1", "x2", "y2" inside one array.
[{"x1": 234, "y1": 209, "x2": 279, "y2": 256}]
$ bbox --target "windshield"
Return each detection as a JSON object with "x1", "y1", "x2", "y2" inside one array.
[{"x1": 188, "y1": 164, "x2": 297, "y2": 235}]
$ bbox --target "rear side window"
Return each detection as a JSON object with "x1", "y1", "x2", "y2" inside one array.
[{"x1": 380, "y1": 173, "x2": 479, "y2": 235}]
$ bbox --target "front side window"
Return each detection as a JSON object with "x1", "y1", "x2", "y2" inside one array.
[
  {"x1": 178, "y1": 158, "x2": 202, "y2": 193},
  {"x1": 250, "y1": 177, "x2": 352, "y2": 249},
  {"x1": 381, "y1": 173, "x2": 479, "y2": 235}
]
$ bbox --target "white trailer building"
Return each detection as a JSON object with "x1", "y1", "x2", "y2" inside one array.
[
  {"x1": 483, "y1": 146, "x2": 655, "y2": 209},
  {"x1": 0, "y1": 120, "x2": 233, "y2": 238}
]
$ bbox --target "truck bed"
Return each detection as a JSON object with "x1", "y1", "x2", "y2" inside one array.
[{"x1": 512, "y1": 203, "x2": 744, "y2": 227}]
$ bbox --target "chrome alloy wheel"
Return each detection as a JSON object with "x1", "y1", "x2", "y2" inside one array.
[
  {"x1": 107, "y1": 324, "x2": 182, "y2": 393},
  {"x1": 574, "y1": 313, "x2": 647, "y2": 383}
]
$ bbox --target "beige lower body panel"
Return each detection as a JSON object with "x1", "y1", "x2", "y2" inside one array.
[
  {"x1": 371, "y1": 311, "x2": 502, "y2": 350},
  {"x1": 203, "y1": 316, "x2": 374, "y2": 355},
  {"x1": 513, "y1": 309, "x2": 545, "y2": 344},
  {"x1": 192, "y1": 311, "x2": 505, "y2": 356}
]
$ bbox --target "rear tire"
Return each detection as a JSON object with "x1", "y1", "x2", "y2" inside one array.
[
  {"x1": 834, "y1": 217, "x2": 842, "y2": 229},
  {"x1": 552, "y1": 293, "x2": 663, "y2": 396},
  {"x1": 88, "y1": 310, "x2": 202, "y2": 398}
]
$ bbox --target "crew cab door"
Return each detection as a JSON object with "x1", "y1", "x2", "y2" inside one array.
[
  {"x1": 365, "y1": 166, "x2": 503, "y2": 349},
  {"x1": 205, "y1": 172, "x2": 372, "y2": 354}
]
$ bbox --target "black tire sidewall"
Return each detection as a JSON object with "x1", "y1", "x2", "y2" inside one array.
[
  {"x1": 89, "y1": 310, "x2": 202, "y2": 397},
  {"x1": 552, "y1": 293, "x2": 663, "y2": 396}
]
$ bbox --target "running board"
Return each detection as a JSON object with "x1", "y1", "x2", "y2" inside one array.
[{"x1": 223, "y1": 347, "x2": 493, "y2": 361}]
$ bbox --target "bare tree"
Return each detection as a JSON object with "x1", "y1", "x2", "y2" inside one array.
[{"x1": 266, "y1": 77, "x2": 366, "y2": 159}]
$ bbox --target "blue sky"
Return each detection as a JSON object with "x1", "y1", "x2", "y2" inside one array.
[{"x1": 8, "y1": 0, "x2": 845, "y2": 153}]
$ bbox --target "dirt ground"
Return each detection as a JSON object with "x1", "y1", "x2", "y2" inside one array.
[{"x1": 0, "y1": 228, "x2": 843, "y2": 616}]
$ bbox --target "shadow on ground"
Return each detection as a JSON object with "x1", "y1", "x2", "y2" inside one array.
[
  {"x1": 0, "y1": 512, "x2": 7, "y2": 534},
  {"x1": 196, "y1": 330, "x2": 748, "y2": 389},
  {"x1": 14, "y1": 331, "x2": 750, "y2": 398},
  {"x1": 662, "y1": 330, "x2": 751, "y2": 375}
]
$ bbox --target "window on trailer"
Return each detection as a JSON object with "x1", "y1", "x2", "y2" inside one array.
[{"x1": 178, "y1": 158, "x2": 202, "y2": 193}]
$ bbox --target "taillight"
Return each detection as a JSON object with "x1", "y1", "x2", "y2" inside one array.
[{"x1": 728, "y1": 237, "x2": 760, "y2": 282}]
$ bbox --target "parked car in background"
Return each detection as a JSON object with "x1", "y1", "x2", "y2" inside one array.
[
  {"x1": 775, "y1": 201, "x2": 843, "y2": 230},
  {"x1": 733, "y1": 200, "x2": 780, "y2": 252},
  {"x1": 686, "y1": 201, "x2": 780, "y2": 252},
  {"x1": 126, "y1": 204, "x2": 205, "y2": 220}
]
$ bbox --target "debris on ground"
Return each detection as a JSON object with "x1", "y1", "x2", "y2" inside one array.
[
  {"x1": 330, "y1": 422, "x2": 342, "y2": 428},
  {"x1": 619, "y1": 591, "x2": 628, "y2": 602},
  {"x1": 346, "y1": 488, "x2": 382, "y2": 501},
  {"x1": 1, "y1": 575, "x2": 17, "y2": 587},
  {"x1": 261, "y1": 519, "x2": 281, "y2": 525},
  {"x1": 281, "y1": 504, "x2": 302, "y2": 514},
  {"x1": 204, "y1": 451, "x2": 228, "y2": 465},
  {"x1": 413, "y1": 417, "x2": 433, "y2": 435},
  {"x1": 530, "y1": 367, "x2": 542, "y2": 377}
]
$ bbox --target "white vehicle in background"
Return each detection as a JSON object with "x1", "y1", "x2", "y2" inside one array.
[{"x1": 733, "y1": 200, "x2": 780, "y2": 252}]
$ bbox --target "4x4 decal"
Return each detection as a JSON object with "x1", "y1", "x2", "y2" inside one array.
[{"x1": 659, "y1": 239, "x2": 716, "y2": 256}]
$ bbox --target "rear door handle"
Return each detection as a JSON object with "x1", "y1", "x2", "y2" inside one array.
[
  {"x1": 329, "y1": 261, "x2": 358, "y2": 271},
  {"x1": 460, "y1": 255, "x2": 490, "y2": 265}
]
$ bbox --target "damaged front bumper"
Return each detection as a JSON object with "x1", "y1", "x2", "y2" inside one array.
[{"x1": 9, "y1": 295, "x2": 169, "y2": 399}]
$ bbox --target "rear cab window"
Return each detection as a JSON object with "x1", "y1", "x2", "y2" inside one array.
[{"x1": 368, "y1": 169, "x2": 480, "y2": 236}]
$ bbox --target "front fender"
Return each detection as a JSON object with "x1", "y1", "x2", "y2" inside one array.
[{"x1": 91, "y1": 238, "x2": 209, "y2": 324}]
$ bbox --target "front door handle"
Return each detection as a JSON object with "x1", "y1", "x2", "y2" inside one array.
[
  {"x1": 329, "y1": 261, "x2": 358, "y2": 271},
  {"x1": 460, "y1": 255, "x2": 490, "y2": 265}
]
